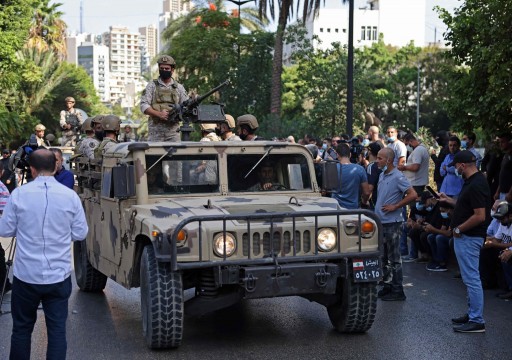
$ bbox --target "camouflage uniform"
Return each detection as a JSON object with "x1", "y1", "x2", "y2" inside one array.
[
  {"x1": 225, "y1": 133, "x2": 241, "y2": 141},
  {"x1": 94, "y1": 138, "x2": 118, "y2": 159},
  {"x1": 140, "y1": 78, "x2": 188, "y2": 142},
  {"x1": 60, "y1": 109, "x2": 83, "y2": 146},
  {"x1": 196, "y1": 130, "x2": 219, "y2": 184},
  {"x1": 79, "y1": 137, "x2": 100, "y2": 159}
]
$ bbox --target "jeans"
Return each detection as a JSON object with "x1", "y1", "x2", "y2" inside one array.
[
  {"x1": 427, "y1": 233, "x2": 451, "y2": 264},
  {"x1": 10, "y1": 276, "x2": 72, "y2": 360},
  {"x1": 502, "y1": 260, "x2": 512, "y2": 290},
  {"x1": 382, "y1": 222, "x2": 404, "y2": 293},
  {"x1": 399, "y1": 207, "x2": 410, "y2": 256},
  {"x1": 454, "y1": 235, "x2": 485, "y2": 324}
]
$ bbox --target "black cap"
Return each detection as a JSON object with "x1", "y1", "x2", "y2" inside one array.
[
  {"x1": 420, "y1": 191, "x2": 433, "y2": 203},
  {"x1": 448, "y1": 150, "x2": 476, "y2": 167},
  {"x1": 368, "y1": 142, "x2": 382, "y2": 156},
  {"x1": 2, "y1": 149, "x2": 9, "y2": 154}
]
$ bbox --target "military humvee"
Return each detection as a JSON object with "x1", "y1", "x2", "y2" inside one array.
[{"x1": 71, "y1": 141, "x2": 383, "y2": 350}]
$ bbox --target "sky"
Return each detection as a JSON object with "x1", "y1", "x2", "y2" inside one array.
[{"x1": 55, "y1": 0, "x2": 461, "y2": 44}]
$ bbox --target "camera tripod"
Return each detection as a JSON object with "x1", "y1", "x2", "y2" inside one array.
[{"x1": 0, "y1": 237, "x2": 16, "y2": 316}]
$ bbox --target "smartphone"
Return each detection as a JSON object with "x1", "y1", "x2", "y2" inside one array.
[{"x1": 426, "y1": 185, "x2": 440, "y2": 199}]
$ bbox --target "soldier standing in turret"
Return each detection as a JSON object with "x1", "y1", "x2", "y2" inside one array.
[
  {"x1": 220, "y1": 115, "x2": 241, "y2": 141},
  {"x1": 140, "y1": 55, "x2": 189, "y2": 142},
  {"x1": 60, "y1": 96, "x2": 83, "y2": 146}
]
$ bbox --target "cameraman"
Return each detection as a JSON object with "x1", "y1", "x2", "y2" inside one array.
[
  {"x1": 0, "y1": 149, "x2": 88, "y2": 359},
  {"x1": 59, "y1": 96, "x2": 83, "y2": 146},
  {"x1": 350, "y1": 136, "x2": 364, "y2": 164}
]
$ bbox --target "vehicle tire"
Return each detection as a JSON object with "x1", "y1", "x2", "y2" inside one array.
[
  {"x1": 327, "y1": 278, "x2": 377, "y2": 333},
  {"x1": 140, "y1": 245, "x2": 184, "y2": 349},
  {"x1": 73, "y1": 240, "x2": 107, "y2": 292}
]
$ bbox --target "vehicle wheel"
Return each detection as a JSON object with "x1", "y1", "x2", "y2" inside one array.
[
  {"x1": 327, "y1": 278, "x2": 377, "y2": 333},
  {"x1": 73, "y1": 240, "x2": 107, "y2": 292},
  {"x1": 140, "y1": 245, "x2": 184, "y2": 349}
]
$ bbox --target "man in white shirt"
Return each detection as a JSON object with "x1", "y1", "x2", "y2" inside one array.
[
  {"x1": 398, "y1": 133, "x2": 430, "y2": 194},
  {"x1": 386, "y1": 126, "x2": 407, "y2": 167},
  {"x1": 0, "y1": 149, "x2": 88, "y2": 360}
]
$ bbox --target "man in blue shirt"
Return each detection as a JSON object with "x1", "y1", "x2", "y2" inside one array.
[
  {"x1": 330, "y1": 143, "x2": 370, "y2": 209},
  {"x1": 0, "y1": 149, "x2": 88, "y2": 360},
  {"x1": 50, "y1": 148, "x2": 74, "y2": 189},
  {"x1": 375, "y1": 147, "x2": 417, "y2": 301},
  {"x1": 440, "y1": 136, "x2": 464, "y2": 197}
]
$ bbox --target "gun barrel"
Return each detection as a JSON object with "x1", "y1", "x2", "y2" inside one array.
[{"x1": 194, "y1": 80, "x2": 230, "y2": 105}]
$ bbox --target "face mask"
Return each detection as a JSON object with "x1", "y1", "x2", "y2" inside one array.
[
  {"x1": 94, "y1": 130, "x2": 104, "y2": 141},
  {"x1": 490, "y1": 210, "x2": 496, "y2": 217},
  {"x1": 387, "y1": 136, "x2": 396, "y2": 143},
  {"x1": 406, "y1": 145, "x2": 413, "y2": 153},
  {"x1": 461, "y1": 140, "x2": 467, "y2": 148},
  {"x1": 362, "y1": 139, "x2": 370, "y2": 147},
  {"x1": 425, "y1": 206, "x2": 433, "y2": 212},
  {"x1": 322, "y1": 143, "x2": 328, "y2": 150},
  {"x1": 455, "y1": 165, "x2": 464, "y2": 179},
  {"x1": 440, "y1": 212, "x2": 449, "y2": 219},
  {"x1": 416, "y1": 202, "x2": 424, "y2": 211},
  {"x1": 239, "y1": 132, "x2": 247, "y2": 141},
  {"x1": 159, "y1": 69, "x2": 172, "y2": 80}
]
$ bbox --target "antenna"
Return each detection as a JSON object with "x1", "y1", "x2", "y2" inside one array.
[{"x1": 80, "y1": 0, "x2": 84, "y2": 33}]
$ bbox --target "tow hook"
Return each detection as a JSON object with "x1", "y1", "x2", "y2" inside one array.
[
  {"x1": 315, "y1": 268, "x2": 330, "y2": 287},
  {"x1": 242, "y1": 273, "x2": 257, "y2": 293}
]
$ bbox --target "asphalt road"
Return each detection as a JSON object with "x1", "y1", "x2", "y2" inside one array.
[{"x1": 1, "y1": 237, "x2": 511, "y2": 360}]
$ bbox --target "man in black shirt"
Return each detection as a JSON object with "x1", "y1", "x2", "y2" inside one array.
[
  {"x1": 0, "y1": 149, "x2": 15, "y2": 193},
  {"x1": 440, "y1": 150, "x2": 491, "y2": 333}
]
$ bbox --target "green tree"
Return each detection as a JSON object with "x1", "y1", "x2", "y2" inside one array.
[
  {"x1": 437, "y1": 0, "x2": 512, "y2": 136},
  {"x1": 27, "y1": 0, "x2": 67, "y2": 60}
]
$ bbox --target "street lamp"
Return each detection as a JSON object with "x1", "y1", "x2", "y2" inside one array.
[
  {"x1": 416, "y1": 63, "x2": 421, "y2": 132},
  {"x1": 226, "y1": 0, "x2": 252, "y2": 62}
]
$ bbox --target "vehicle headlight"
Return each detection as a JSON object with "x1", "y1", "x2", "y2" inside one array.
[
  {"x1": 317, "y1": 228, "x2": 337, "y2": 252},
  {"x1": 213, "y1": 232, "x2": 237, "y2": 257},
  {"x1": 344, "y1": 221, "x2": 358, "y2": 235}
]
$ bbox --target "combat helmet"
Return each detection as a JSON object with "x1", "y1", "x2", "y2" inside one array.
[
  {"x1": 82, "y1": 117, "x2": 94, "y2": 132},
  {"x1": 157, "y1": 55, "x2": 176, "y2": 66},
  {"x1": 237, "y1": 114, "x2": 259, "y2": 130},
  {"x1": 34, "y1": 124, "x2": 46, "y2": 131},
  {"x1": 101, "y1": 115, "x2": 121, "y2": 132},
  {"x1": 224, "y1": 114, "x2": 236, "y2": 130},
  {"x1": 65, "y1": 96, "x2": 75, "y2": 103},
  {"x1": 492, "y1": 201, "x2": 512, "y2": 221},
  {"x1": 200, "y1": 123, "x2": 217, "y2": 132}
]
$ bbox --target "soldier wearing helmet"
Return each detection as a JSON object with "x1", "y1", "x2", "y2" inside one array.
[
  {"x1": 140, "y1": 55, "x2": 189, "y2": 142},
  {"x1": 77, "y1": 118, "x2": 100, "y2": 159},
  {"x1": 59, "y1": 96, "x2": 83, "y2": 146},
  {"x1": 94, "y1": 115, "x2": 121, "y2": 158},
  {"x1": 220, "y1": 114, "x2": 241, "y2": 141},
  {"x1": 199, "y1": 123, "x2": 220, "y2": 142},
  {"x1": 34, "y1": 124, "x2": 47, "y2": 147},
  {"x1": 237, "y1": 114, "x2": 263, "y2": 141},
  {"x1": 91, "y1": 115, "x2": 104, "y2": 142}
]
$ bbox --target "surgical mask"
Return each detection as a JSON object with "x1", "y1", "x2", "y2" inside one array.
[
  {"x1": 406, "y1": 145, "x2": 413, "y2": 153},
  {"x1": 455, "y1": 165, "x2": 464, "y2": 179},
  {"x1": 362, "y1": 139, "x2": 370, "y2": 147},
  {"x1": 440, "y1": 212, "x2": 449, "y2": 219},
  {"x1": 425, "y1": 206, "x2": 433, "y2": 212},
  {"x1": 461, "y1": 140, "x2": 467, "y2": 148},
  {"x1": 94, "y1": 130, "x2": 104, "y2": 141},
  {"x1": 387, "y1": 136, "x2": 396, "y2": 143},
  {"x1": 322, "y1": 143, "x2": 328, "y2": 150},
  {"x1": 490, "y1": 210, "x2": 496, "y2": 217},
  {"x1": 159, "y1": 69, "x2": 172, "y2": 80},
  {"x1": 416, "y1": 202, "x2": 424, "y2": 211}
]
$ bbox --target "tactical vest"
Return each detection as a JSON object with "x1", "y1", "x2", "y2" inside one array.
[
  {"x1": 151, "y1": 80, "x2": 180, "y2": 121},
  {"x1": 94, "y1": 138, "x2": 117, "y2": 158}
]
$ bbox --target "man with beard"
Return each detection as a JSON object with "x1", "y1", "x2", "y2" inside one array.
[
  {"x1": 140, "y1": 55, "x2": 189, "y2": 142},
  {"x1": 219, "y1": 115, "x2": 241, "y2": 141},
  {"x1": 237, "y1": 114, "x2": 263, "y2": 141}
]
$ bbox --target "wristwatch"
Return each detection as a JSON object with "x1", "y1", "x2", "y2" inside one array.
[{"x1": 454, "y1": 227, "x2": 461, "y2": 235}]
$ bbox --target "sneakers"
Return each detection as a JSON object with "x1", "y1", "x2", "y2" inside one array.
[
  {"x1": 426, "y1": 262, "x2": 448, "y2": 272},
  {"x1": 401, "y1": 255, "x2": 418, "y2": 263},
  {"x1": 496, "y1": 290, "x2": 512, "y2": 299},
  {"x1": 378, "y1": 286, "x2": 391, "y2": 298},
  {"x1": 380, "y1": 291, "x2": 406, "y2": 301},
  {"x1": 453, "y1": 321, "x2": 485, "y2": 333},
  {"x1": 451, "y1": 314, "x2": 469, "y2": 325}
]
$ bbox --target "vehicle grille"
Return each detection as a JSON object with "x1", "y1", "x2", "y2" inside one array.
[{"x1": 242, "y1": 230, "x2": 311, "y2": 257}]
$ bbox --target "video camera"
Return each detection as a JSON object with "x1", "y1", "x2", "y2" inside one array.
[
  {"x1": 349, "y1": 137, "x2": 364, "y2": 164},
  {"x1": 9, "y1": 134, "x2": 40, "y2": 174}
]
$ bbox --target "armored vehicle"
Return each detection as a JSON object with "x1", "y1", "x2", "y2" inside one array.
[{"x1": 71, "y1": 141, "x2": 383, "y2": 349}]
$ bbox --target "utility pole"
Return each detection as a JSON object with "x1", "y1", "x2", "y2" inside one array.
[
  {"x1": 416, "y1": 64, "x2": 420, "y2": 132},
  {"x1": 226, "y1": 0, "x2": 252, "y2": 62},
  {"x1": 80, "y1": 0, "x2": 84, "y2": 33},
  {"x1": 346, "y1": 0, "x2": 354, "y2": 137}
]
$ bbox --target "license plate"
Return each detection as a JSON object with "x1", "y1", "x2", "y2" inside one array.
[{"x1": 352, "y1": 258, "x2": 381, "y2": 282}]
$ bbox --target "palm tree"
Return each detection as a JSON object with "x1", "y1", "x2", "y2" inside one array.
[
  {"x1": 27, "y1": 0, "x2": 67, "y2": 60},
  {"x1": 257, "y1": 0, "x2": 350, "y2": 121}
]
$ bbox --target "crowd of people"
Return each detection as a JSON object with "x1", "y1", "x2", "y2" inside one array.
[{"x1": 294, "y1": 127, "x2": 512, "y2": 333}]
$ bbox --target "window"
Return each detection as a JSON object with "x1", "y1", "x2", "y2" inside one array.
[
  {"x1": 366, "y1": 26, "x2": 371, "y2": 41},
  {"x1": 320, "y1": 28, "x2": 324, "y2": 32},
  {"x1": 227, "y1": 154, "x2": 312, "y2": 192},
  {"x1": 335, "y1": 28, "x2": 339, "y2": 33},
  {"x1": 372, "y1": 26, "x2": 378, "y2": 40},
  {"x1": 361, "y1": 26, "x2": 366, "y2": 40}
]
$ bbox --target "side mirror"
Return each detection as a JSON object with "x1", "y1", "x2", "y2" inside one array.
[
  {"x1": 113, "y1": 165, "x2": 136, "y2": 198},
  {"x1": 322, "y1": 161, "x2": 341, "y2": 192}
]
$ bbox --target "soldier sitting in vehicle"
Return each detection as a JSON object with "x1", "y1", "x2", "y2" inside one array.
[
  {"x1": 219, "y1": 114, "x2": 241, "y2": 141},
  {"x1": 237, "y1": 114, "x2": 263, "y2": 141},
  {"x1": 94, "y1": 115, "x2": 121, "y2": 158},
  {"x1": 248, "y1": 161, "x2": 286, "y2": 191},
  {"x1": 76, "y1": 118, "x2": 100, "y2": 159},
  {"x1": 147, "y1": 165, "x2": 165, "y2": 194},
  {"x1": 192, "y1": 124, "x2": 219, "y2": 185}
]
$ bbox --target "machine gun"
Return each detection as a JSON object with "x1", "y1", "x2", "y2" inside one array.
[{"x1": 169, "y1": 80, "x2": 230, "y2": 141}]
